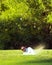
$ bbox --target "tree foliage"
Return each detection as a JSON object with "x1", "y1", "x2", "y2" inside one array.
[{"x1": 0, "y1": 0, "x2": 52, "y2": 49}]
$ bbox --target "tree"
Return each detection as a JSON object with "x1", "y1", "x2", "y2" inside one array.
[{"x1": 0, "y1": 0, "x2": 52, "y2": 49}]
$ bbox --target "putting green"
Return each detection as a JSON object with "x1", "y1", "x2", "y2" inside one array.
[{"x1": 0, "y1": 50, "x2": 52, "y2": 65}]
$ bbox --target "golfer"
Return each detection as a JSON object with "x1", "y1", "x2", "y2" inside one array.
[{"x1": 21, "y1": 46, "x2": 35, "y2": 55}]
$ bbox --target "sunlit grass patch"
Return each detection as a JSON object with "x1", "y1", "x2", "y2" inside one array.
[{"x1": 0, "y1": 50, "x2": 52, "y2": 65}]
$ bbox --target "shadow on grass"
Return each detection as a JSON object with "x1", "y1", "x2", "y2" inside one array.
[{"x1": 22, "y1": 59, "x2": 52, "y2": 63}]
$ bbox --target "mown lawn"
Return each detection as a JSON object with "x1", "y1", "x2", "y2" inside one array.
[{"x1": 0, "y1": 50, "x2": 52, "y2": 65}]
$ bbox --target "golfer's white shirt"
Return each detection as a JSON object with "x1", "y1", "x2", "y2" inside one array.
[{"x1": 23, "y1": 47, "x2": 35, "y2": 55}]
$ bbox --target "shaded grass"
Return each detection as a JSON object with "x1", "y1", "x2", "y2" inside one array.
[{"x1": 0, "y1": 50, "x2": 52, "y2": 65}]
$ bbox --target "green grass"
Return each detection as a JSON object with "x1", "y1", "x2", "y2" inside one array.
[{"x1": 0, "y1": 50, "x2": 52, "y2": 65}]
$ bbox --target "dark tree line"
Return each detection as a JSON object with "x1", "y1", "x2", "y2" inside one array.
[{"x1": 0, "y1": 0, "x2": 52, "y2": 49}]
